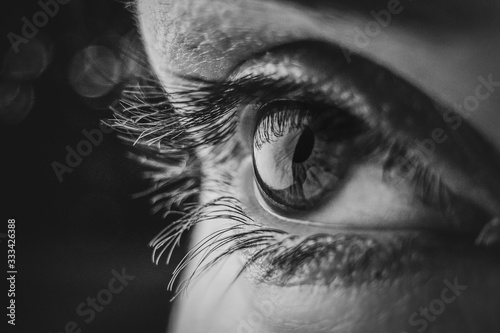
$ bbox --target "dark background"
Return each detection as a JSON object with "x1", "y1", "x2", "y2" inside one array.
[{"x1": 1, "y1": 1, "x2": 180, "y2": 332}]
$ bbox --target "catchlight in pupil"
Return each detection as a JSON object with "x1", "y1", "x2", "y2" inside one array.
[{"x1": 293, "y1": 126, "x2": 314, "y2": 164}]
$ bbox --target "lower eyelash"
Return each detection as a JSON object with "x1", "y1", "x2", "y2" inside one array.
[
  {"x1": 149, "y1": 196, "x2": 281, "y2": 296},
  {"x1": 149, "y1": 195, "x2": 442, "y2": 299}
]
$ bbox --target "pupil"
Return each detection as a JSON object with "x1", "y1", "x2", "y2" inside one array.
[{"x1": 292, "y1": 126, "x2": 315, "y2": 163}]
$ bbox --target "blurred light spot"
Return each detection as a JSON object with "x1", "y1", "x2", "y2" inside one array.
[
  {"x1": 69, "y1": 46, "x2": 122, "y2": 99},
  {"x1": 2, "y1": 38, "x2": 52, "y2": 81},
  {"x1": 0, "y1": 81, "x2": 34, "y2": 125},
  {"x1": 0, "y1": 81, "x2": 20, "y2": 109}
]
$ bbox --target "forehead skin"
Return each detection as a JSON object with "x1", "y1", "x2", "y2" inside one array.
[{"x1": 137, "y1": 0, "x2": 500, "y2": 149}]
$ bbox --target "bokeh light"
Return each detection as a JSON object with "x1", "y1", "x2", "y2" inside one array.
[
  {"x1": 68, "y1": 45, "x2": 122, "y2": 99},
  {"x1": 0, "y1": 80, "x2": 34, "y2": 125},
  {"x1": 2, "y1": 37, "x2": 53, "y2": 81}
]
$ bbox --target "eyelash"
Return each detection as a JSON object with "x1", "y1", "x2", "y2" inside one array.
[
  {"x1": 148, "y1": 196, "x2": 433, "y2": 299},
  {"x1": 107, "y1": 69, "x2": 459, "y2": 297}
]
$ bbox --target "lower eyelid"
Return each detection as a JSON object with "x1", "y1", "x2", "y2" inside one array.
[{"x1": 234, "y1": 157, "x2": 482, "y2": 289}]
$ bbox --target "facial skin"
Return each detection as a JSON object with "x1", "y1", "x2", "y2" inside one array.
[{"x1": 134, "y1": 0, "x2": 500, "y2": 332}]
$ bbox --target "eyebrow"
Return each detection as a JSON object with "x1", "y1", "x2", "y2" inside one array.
[
  {"x1": 135, "y1": 0, "x2": 500, "y2": 93},
  {"x1": 135, "y1": 0, "x2": 495, "y2": 43}
]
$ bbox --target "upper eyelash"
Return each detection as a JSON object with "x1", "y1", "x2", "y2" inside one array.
[
  {"x1": 105, "y1": 73, "x2": 360, "y2": 219},
  {"x1": 107, "y1": 72, "x2": 340, "y2": 150},
  {"x1": 105, "y1": 72, "x2": 329, "y2": 215}
]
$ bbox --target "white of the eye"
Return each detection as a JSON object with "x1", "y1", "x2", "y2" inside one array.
[{"x1": 253, "y1": 127, "x2": 304, "y2": 190}]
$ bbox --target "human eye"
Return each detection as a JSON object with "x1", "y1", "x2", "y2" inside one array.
[
  {"x1": 111, "y1": 39, "x2": 499, "y2": 288},
  {"x1": 120, "y1": 1, "x2": 500, "y2": 332}
]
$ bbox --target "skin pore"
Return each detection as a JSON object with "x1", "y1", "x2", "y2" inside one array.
[{"x1": 133, "y1": 0, "x2": 500, "y2": 332}]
